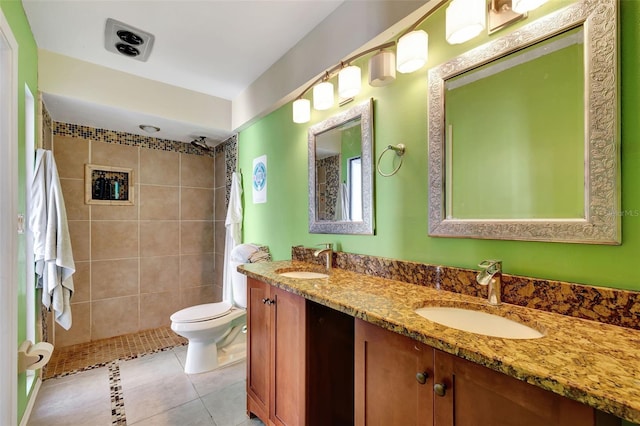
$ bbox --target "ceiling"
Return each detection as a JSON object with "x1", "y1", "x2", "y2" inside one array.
[{"x1": 23, "y1": 0, "x2": 346, "y2": 144}]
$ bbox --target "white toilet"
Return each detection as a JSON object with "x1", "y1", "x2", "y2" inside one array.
[{"x1": 171, "y1": 245, "x2": 258, "y2": 374}]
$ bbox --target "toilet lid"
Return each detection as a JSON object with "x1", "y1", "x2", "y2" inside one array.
[{"x1": 170, "y1": 302, "x2": 232, "y2": 323}]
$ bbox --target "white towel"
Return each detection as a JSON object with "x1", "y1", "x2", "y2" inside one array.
[
  {"x1": 222, "y1": 172, "x2": 243, "y2": 305},
  {"x1": 30, "y1": 149, "x2": 75, "y2": 330}
]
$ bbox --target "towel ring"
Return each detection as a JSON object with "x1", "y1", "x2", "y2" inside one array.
[{"x1": 376, "y1": 144, "x2": 406, "y2": 177}]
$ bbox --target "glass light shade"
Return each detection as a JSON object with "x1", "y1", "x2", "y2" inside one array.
[
  {"x1": 313, "y1": 81, "x2": 334, "y2": 110},
  {"x1": 396, "y1": 30, "x2": 429, "y2": 74},
  {"x1": 292, "y1": 98, "x2": 311, "y2": 124},
  {"x1": 512, "y1": 0, "x2": 549, "y2": 13},
  {"x1": 446, "y1": 0, "x2": 486, "y2": 45},
  {"x1": 369, "y1": 50, "x2": 396, "y2": 87},
  {"x1": 338, "y1": 65, "x2": 362, "y2": 99}
]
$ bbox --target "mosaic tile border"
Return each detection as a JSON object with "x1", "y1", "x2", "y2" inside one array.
[
  {"x1": 291, "y1": 246, "x2": 640, "y2": 330},
  {"x1": 224, "y1": 134, "x2": 238, "y2": 209},
  {"x1": 42, "y1": 103, "x2": 52, "y2": 135},
  {"x1": 53, "y1": 121, "x2": 225, "y2": 157},
  {"x1": 108, "y1": 361, "x2": 127, "y2": 425}
]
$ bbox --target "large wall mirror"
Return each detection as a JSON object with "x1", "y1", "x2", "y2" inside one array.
[
  {"x1": 428, "y1": 0, "x2": 619, "y2": 244},
  {"x1": 308, "y1": 98, "x2": 374, "y2": 234}
]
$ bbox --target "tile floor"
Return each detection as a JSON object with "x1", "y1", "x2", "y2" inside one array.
[{"x1": 29, "y1": 333, "x2": 263, "y2": 426}]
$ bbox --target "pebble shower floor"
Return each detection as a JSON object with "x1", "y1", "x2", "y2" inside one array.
[{"x1": 44, "y1": 326, "x2": 187, "y2": 379}]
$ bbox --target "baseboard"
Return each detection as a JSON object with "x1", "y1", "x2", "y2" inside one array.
[{"x1": 19, "y1": 377, "x2": 41, "y2": 426}]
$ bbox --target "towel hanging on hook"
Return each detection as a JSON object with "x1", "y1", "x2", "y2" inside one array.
[{"x1": 376, "y1": 144, "x2": 406, "y2": 177}]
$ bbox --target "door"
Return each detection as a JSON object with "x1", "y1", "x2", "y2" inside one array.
[
  {"x1": 355, "y1": 319, "x2": 434, "y2": 426},
  {"x1": 270, "y1": 286, "x2": 306, "y2": 426},
  {"x1": 0, "y1": 8, "x2": 19, "y2": 426}
]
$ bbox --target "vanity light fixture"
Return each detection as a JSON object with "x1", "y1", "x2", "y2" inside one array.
[
  {"x1": 313, "y1": 75, "x2": 335, "y2": 110},
  {"x1": 512, "y1": 0, "x2": 548, "y2": 14},
  {"x1": 291, "y1": 41, "x2": 395, "y2": 123},
  {"x1": 487, "y1": 0, "x2": 548, "y2": 34},
  {"x1": 446, "y1": 0, "x2": 486, "y2": 44},
  {"x1": 488, "y1": 0, "x2": 526, "y2": 34},
  {"x1": 291, "y1": 0, "x2": 546, "y2": 123},
  {"x1": 338, "y1": 64, "x2": 362, "y2": 99},
  {"x1": 369, "y1": 50, "x2": 396, "y2": 87},
  {"x1": 396, "y1": 29, "x2": 429, "y2": 74},
  {"x1": 293, "y1": 98, "x2": 311, "y2": 124}
]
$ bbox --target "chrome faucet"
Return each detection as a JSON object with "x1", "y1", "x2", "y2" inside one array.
[
  {"x1": 476, "y1": 260, "x2": 502, "y2": 306},
  {"x1": 313, "y1": 243, "x2": 333, "y2": 272}
]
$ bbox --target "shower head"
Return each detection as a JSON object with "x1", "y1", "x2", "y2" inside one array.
[{"x1": 190, "y1": 136, "x2": 211, "y2": 151}]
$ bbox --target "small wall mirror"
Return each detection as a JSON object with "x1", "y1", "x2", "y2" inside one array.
[
  {"x1": 308, "y1": 98, "x2": 374, "y2": 234},
  {"x1": 428, "y1": 0, "x2": 619, "y2": 244}
]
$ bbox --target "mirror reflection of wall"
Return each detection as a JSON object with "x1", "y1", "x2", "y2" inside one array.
[
  {"x1": 315, "y1": 117, "x2": 362, "y2": 222},
  {"x1": 315, "y1": 155, "x2": 340, "y2": 221}
]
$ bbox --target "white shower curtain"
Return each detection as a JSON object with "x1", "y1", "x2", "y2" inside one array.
[{"x1": 222, "y1": 172, "x2": 243, "y2": 305}]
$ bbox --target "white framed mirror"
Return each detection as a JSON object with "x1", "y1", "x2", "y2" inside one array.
[
  {"x1": 428, "y1": 0, "x2": 619, "y2": 244},
  {"x1": 308, "y1": 98, "x2": 374, "y2": 234}
]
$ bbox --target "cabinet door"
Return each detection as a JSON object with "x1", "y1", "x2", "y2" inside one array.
[
  {"x1": 433, "y1": 350, "x2": 596, "y2": 426},
  {"x1": 355, "y1": 319, "x2": 434, "y2": 426},
  {"x1": 270, "y1": 286, "x2": 306, "y2": 426},
  {"x1": 247, "y1": 277, "x2": 270, "y2": 421}
]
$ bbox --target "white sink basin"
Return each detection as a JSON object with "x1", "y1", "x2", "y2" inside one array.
[
  {"x1": 415, "y1": 306, "x2": 544, "y2": 339},
  {"x1": 278, "y1": 271, "x2": 329, "y2": 279}
]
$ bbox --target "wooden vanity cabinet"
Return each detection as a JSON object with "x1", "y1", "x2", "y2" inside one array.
[
  {"x1": 355, "y1": 318, "x2": 434, "y2": 426},
  {"x1": 247, "y1": 277, "x2": 355, "y2": 426},
  {"x1": 355, "y1": 319, "x2": 618, "y2": 426},
  {"x1": 247, "y1": 277, "x2": 306, "y2": 426},
  {"x1": 432, "y1": 349, "x2": 607, "y2": 426}
]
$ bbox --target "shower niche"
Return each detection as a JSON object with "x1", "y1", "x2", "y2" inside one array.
[{"x1": 85, "y1": 164, "x2": 134, "y2": 205}]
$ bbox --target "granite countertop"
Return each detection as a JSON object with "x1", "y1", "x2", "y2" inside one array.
[{"x1": 239, "y1": 260, "x2": 640, "y2": 423}]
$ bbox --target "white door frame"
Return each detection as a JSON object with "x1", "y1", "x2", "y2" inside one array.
[
  {"x1": 24, "y1": 83, "x2": 36, "y2": 396},
  {"x1": 0, "y1": 7, "x2": 19, "y2": 426}
]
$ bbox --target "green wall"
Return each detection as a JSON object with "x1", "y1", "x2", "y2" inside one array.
[
  {"x1": 340, "y1": 125, "x2": 362, "y2": 184},
  {"x1": 0, "y1": 0, "x2": 38, "y2": 422},
  {"x1": 239, "y1": 0, "x2": 640, "y2": 293}
]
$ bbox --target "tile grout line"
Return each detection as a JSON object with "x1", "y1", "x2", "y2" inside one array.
[{"x1": 109, "y1": 360, "x2": 127, "y2": 425}]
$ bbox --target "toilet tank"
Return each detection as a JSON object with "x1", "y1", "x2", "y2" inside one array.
[
  {"x1": 230, "y1": 260, "x2": 247, "y2": 308},
  {"x1": 230, "y1": 244, "x2": 265, "y2": 309}
]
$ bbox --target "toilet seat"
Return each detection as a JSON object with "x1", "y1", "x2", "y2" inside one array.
[{"x1": 170, "y1": 302, "x2": 232, "y2": 323}]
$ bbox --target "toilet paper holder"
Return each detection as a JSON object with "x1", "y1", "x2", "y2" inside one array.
[{"x1": 18, "y1": 340, "x2": 54, "y2": 373}]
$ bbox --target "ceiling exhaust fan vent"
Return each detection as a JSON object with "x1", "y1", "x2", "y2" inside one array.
[{"x1": 105, "y1": 18, "x2": 154, "y2": 62}]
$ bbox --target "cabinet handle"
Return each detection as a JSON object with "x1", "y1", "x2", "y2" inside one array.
[
  {"x1": 261, "y1": 298, "x2": 276, "y2": 305},
  {"x1": 416, "y1": 372, "x2": 428, "y2": 385},
  {"x1": 434, "y1": 383, "x2": 447, "y2": 397},
  {"x1": 262, "y1": 298, "x2": 269, "y2": 304}
]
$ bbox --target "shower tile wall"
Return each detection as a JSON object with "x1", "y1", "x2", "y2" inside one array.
[{"x1": 50, "y1": 128, "x2": 231, "y2": 347}]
